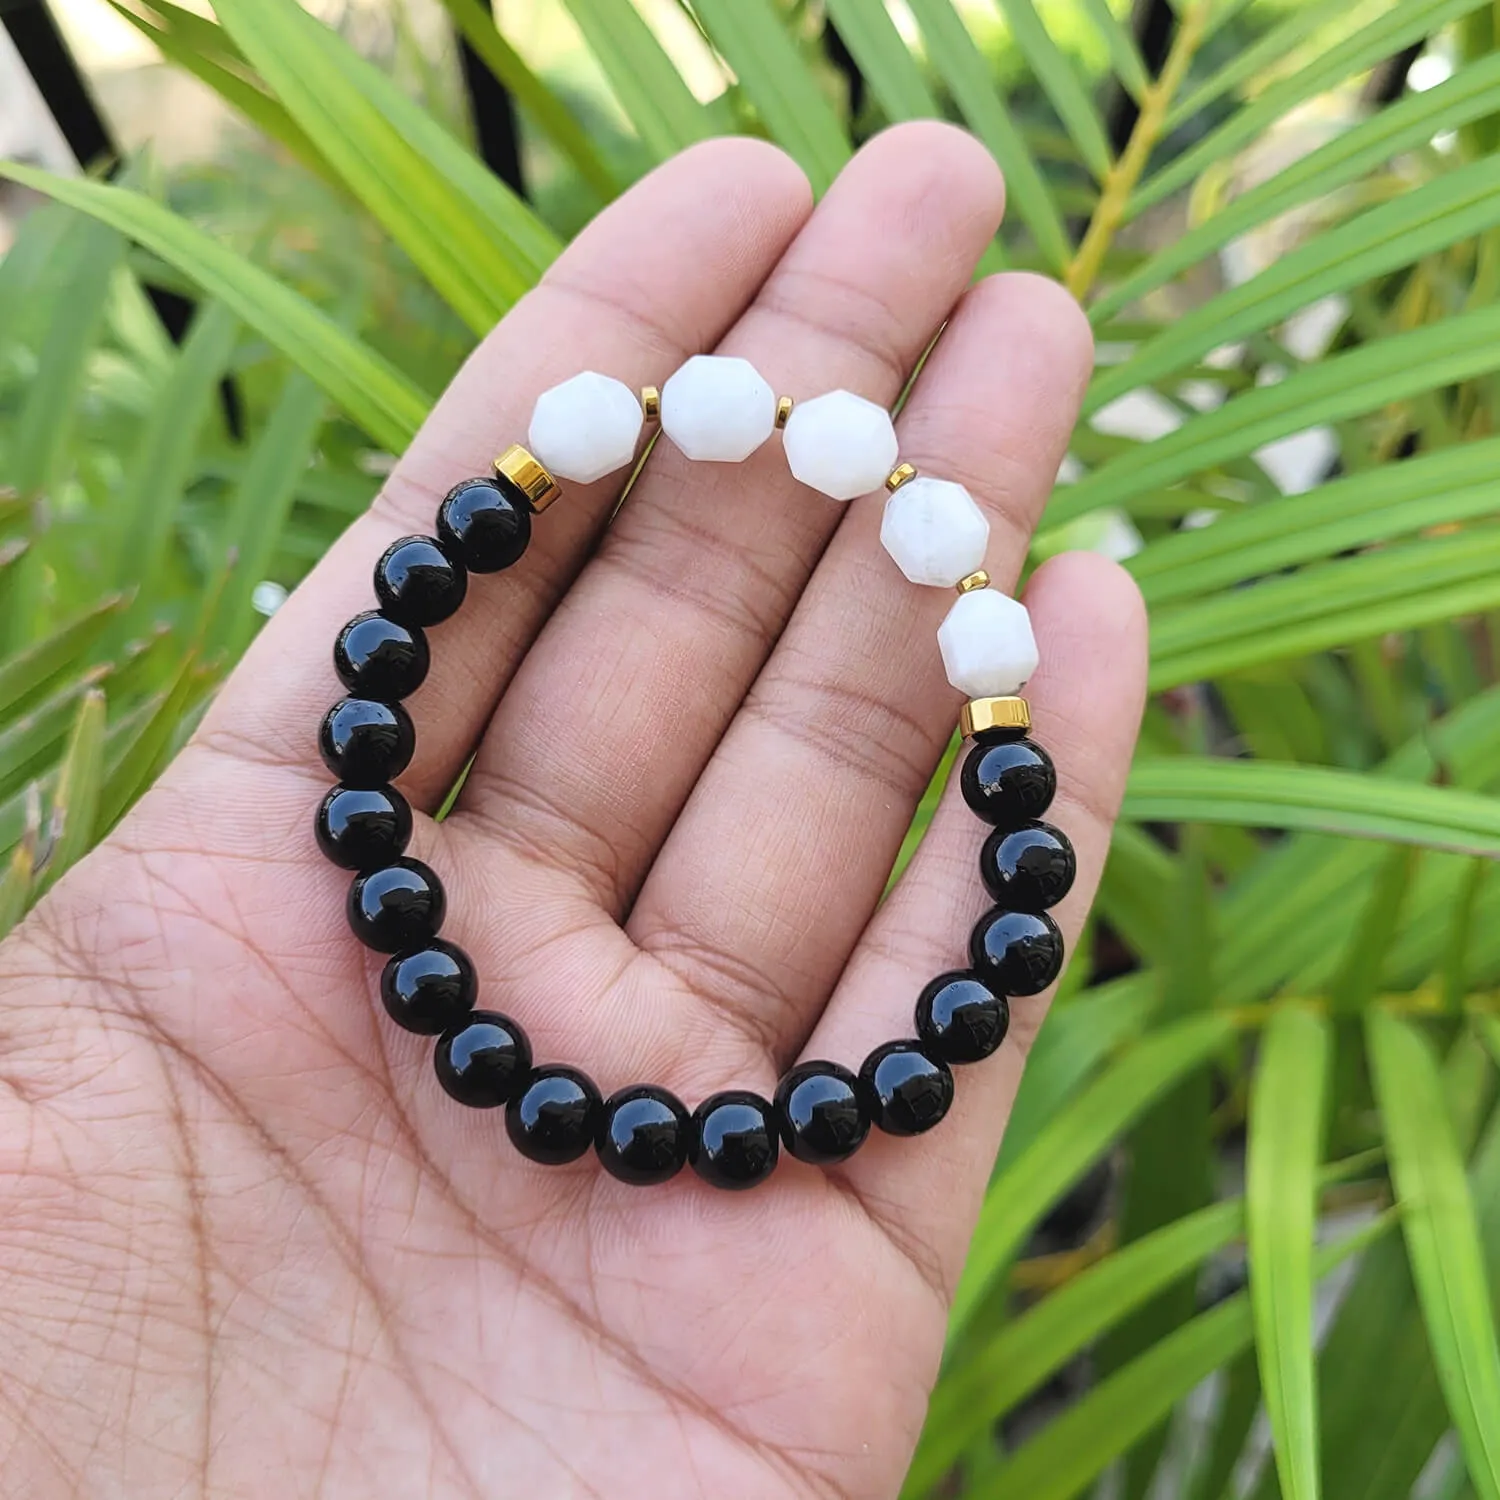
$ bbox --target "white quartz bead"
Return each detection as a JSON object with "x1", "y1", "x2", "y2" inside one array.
[
  {"x1": 660, "y1": 355, "x2": 777, "y2": 462},
  {"x1": 528, "y1": 371, "x2": 643, "y2": 485},
  {"x1": 782, "y1": 390, "x2": 899, "y2": 501},
  {"x1": 880, "y1": 477, "x2": 990, "y2": 587},
  {"x1": 937, "y1": 588, "x2": 1039, "y2": 698}
]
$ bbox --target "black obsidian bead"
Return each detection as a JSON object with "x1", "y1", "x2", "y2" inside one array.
[
  {"x1": 347, "y1": 858, "x2": 446, "y2": 953},
  {"x1": 333, "y1": 611, "x2": 430, "y2": 702},
  {"x1": 507, "y1": 1066, "x2": 602, "y2": 1165},
  {"x1": 373, "y1": 535, "x2": 468, "y2": 628},
  {"x1": 597, "y1": 1085, "x2": 690, "y2": 1185},
  {"x1": 318, "y1": 697, "x2": 415, "y2": 787},
  {"x1": 315, "y1": 784, "x2": 412, "y2": 873},
  {"x1": 437, "y1": 476, "x2": 533, "y2": 574},
  {"x1": 970, "y1": 908, "x2": 1065, "y2": 996},
  {"x1": 435, "y1": 1010, "x2": 531, "y2": 1107},
  {"x1": 774, "y1": 1061, "x2": 869, "y2": 1165},
  {"x1": 915, "y1": 972, "x2": 1010, "y2": 1064},
  {"x1": 859, "y1": 1041, "x2": 954, "y2": 1136},
  {"x1": 960, "y1": 737, "x2": 1056, "y2": 829},
  {"x1": 382, "y1": 940, "x2": 477, "y2": 1035},
  {"x1": 979, "y1": 822, "x2": 1076, "y2": 912},
  {"x1": 689, "y1": 1091, "x2": 779, "y2": 1191}
]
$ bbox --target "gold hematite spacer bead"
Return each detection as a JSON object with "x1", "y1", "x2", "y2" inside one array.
[
  {"x1": 494, "y1": 443, "x2": 562, "y2": 514},
  {"x1": 775, "y1": 395, "x2": 794, "y2": 429},
  {"x1": 641, "y1": 385, "x2": 661, "y2": 423},
  {"x1": 956, "y1": 569, "x2": 990, "y2": 594},
  {"x1": 886, "y1": 462, "x2": 917, "y2": 492},
  {"x1": 960, "y1": 696, "x2": 1031, "y2": 739}
]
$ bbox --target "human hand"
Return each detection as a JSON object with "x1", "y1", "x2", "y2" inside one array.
[{"x1": 0, "y1": 124, "x2": 1146, "y2": 1499}]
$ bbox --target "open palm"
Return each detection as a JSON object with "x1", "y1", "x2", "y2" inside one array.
[{"x1": 0, "y1": 124, "x2": 1145, "y2": 1499}]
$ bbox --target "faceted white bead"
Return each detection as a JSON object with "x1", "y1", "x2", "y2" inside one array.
[
  {"x1": 527, "y1": 371, "x2": 643, "y2": 485},
  {"x1": 660, "y1": 355, "x2": 777, "y2": 463},
  {"x1": 782, "y1": 390, "x2": 899, "y2": 502},
  {"x1": 879, "y1": 477, "x2": 990, "y2": 587},
  {"x1": 937, "y1": 588, "x2": 1039, "y2": 698}
]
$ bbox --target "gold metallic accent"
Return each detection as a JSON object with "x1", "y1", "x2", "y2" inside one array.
[
  {"x1": 886, "y1": 462, "x2": 917, "y2": 492},
  {"x1": 641, "y1": 385, "x2": 661, "y2": 423},
  {"x1": 495, "y1": 444, "x2": 562, "y2": 514},
  {"x1": 775, "y1": 395, "x2": 794, "y2": 429},
  {"x1": 960, "y1": 696, "x2": 1031, "y2": 739},
  {"x1": 956, "y1": 569, "x2": 990, "y2": 594}
]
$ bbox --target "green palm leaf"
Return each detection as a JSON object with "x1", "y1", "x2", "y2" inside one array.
[
  {"x1": 1130, "y1": 439, "x2": 1500, "y2": 607},
  {"x1": 437, "y1": 0, "x2": 619, "y2": 199},
  {"x1": 112, "y1": 300, "x2": 240, "y2": 593},
  {"x1": 202, "y1": 369, "x2": 328, "y2": 654},
  {"x1": 1148, "y1": 527, "x2": 1500, "y2": 687},
  {"x1": 822, "y1": 0, "x2": 939, "y2": 120},
  {"x1": 1097, "y1": 51, "x2": 1500, "y2": 324},
  {"x1": 1093, "y1": 152, "x2": 1500, "y2": 409},
  {"x1": 212, "y1": 0, "x2": 555, "y2": 330},
  {"x1": 1131, "y1": 0, "x2": 1492, "y2": 220},
  {"x1": 1053, "y1": 304, "x2": 1500, "y2": 523},
  {"x1": 1125, "y1": 759, "x2": 1500, "y2": 855},
  {"x1": 1077, "y1": 0, "x2": 1148, "y2": 101},
  {"x1": 560, "y1": 0, "x2": 715, "y2": 162},
  {"x1": 974, "y1": 1214, "x2": 1397, "y2": 1500},
  {"x1": 1167, "y1": 0, "x2": 1365, "y2": 131},
  {"x1": 949, "y1": 1012, "x2": 1240, "y2": 1340},
  {"x1": 1248, "y1": 1004, "x2": 1330, "y2": 1500},
  {"x1": 994, "y1": 974, "x2": 1160, "y2": 1174},
  {"x1": 0, "y1": 166, "x2": 432, "y2": 450},
  {"x1": 1368, "y1": 1010, "x2": 1500, "y2": 1500},
  {"x1": 692, "y1": 0, "x2": 851, "y2": 194},
  {"x1": 912, "y1": 1199, "x2": 1250, "y2": 1495},
  {"x1": 0, "y1": 837, "x2": 34, "y2": 941},
  {"x1": 105, "y1": 0, "x2": 332, "y2": 182},
  {"x1": 994, "y1": 0, "x2": 1112, "y2": 180},
  {"x1": 904, "y1": 0, "x2": 1071, "y2": 271},
  {"x1": 0, "y1": 594, "x2": 130, "y2": 719},
  {"x1": 35, "y1": 690, "x2": 107, "y2": 895}
]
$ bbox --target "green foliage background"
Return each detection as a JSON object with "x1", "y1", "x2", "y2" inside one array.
[{"x1": 4, "y1": 0, "x2": 1500, "y2": 1493}]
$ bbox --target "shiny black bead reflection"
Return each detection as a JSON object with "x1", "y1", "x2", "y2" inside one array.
[
  {"x1": 314, "y1": 784, "x2": 412, "y2": 872},
  {"x1": 960, "y1": 737, "x2": 1056, "y2": 829},
  {"x1": 969, "y1": 909, "x2": 1064, "y2": 996},
  {"x1": 859, "y1": 1042, "x2": 954, "y2": 1136},
  {"x1": 774, "y1": 1061, "x2": 869, "y2": 1165},
  {"x1": 507, "y1": 1067, "x2": 602, "y2": 1164},
  {"x1": 435, "y1": 1010, "x2": 531, "y2": 1107},
  {"x1": 437, "y1": 476, "x2": 533, "y2": 574},
  {"x1": 689, "y1": 1091, "x2": 779, "y2": 1191},
  {"x1": 915, "y1": 972, "x2": 1010, "y2": 1064},
  {"x1": 374, "y1": 535, "x2": 467, "y2": 627},
  {"x1": 333, "y1": 611, "x2": 430, "y2": 702},
  {"x1": 979, "y1": 822, "x2": 1076, "y2": 912},
  {"x1": 318, "y1": 697, "x2": 415, "y2": 786},
  {"x1": 597, "y1": 1085, "x2": 690, "y2": 1185},
  {"x1": 347, "y1": 858, "x2": 446, "y2": 953},
  {"x1": 382, "y1": 940, "x2": 477, "y2": 1035}
]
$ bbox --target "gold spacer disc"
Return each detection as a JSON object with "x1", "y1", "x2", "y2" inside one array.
[
  {"x1": 641, "y1": 385, "x2": 661, "y2": 423},
  {"x1": 495, "y1": 444, "x2": 562, "y2": 514},
  {"x1": 886, "y1": 462, "x2": 917, "y2": 492},
  {"x1": 956, "y1": 569, "x2": 990, "y2": 594},
  {"x1": 775, "y1": 395, "x2": 794, "y2": 429},
  {"x1": 959, "y1": 696, "x2": 1030, "y2": 739}
]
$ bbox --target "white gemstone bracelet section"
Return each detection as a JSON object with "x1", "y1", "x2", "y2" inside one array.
[{"x1": 524, "y1": 358, "x2": 1038, "y2": 699}]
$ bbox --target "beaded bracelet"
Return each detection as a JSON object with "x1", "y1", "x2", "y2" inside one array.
[{"x1": 313, "y1": 358, "x2": 1074, "y2": 1191}]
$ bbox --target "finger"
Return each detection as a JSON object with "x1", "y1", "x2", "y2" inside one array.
[
  {"x1": 803, "y1": 553, "x2": 1147, "y2": 1300},
  {"x1": 454, "y1": 123, "x2": 1006, "y2": 914},
  {"x1": 624, "y1": 273, "x2": 1094, "y2": 1065},
  {"x1": 192, "y1": 139, "x2": 812, "y2": 812}
]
